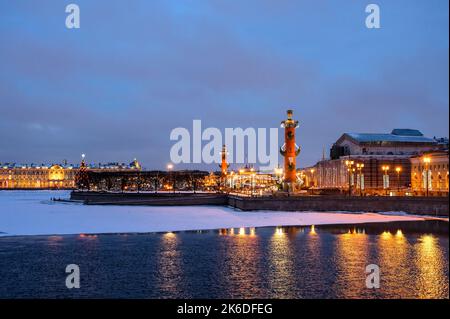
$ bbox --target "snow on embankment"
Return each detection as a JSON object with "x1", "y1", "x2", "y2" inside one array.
[{"x1": 0, "y1": 190, "x2": 430, "y2": 237}]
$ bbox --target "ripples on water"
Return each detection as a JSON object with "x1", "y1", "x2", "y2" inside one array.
[{"x1": 0, "y1": 221, "x2": 448, "y2": 299}]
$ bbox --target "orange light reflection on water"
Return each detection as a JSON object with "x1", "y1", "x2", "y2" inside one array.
[
  {"x1": 333, "y1": 230, "x2": 369, "y2": 298},
  {"x1": 415, "y1": 234, "x2": 448, "y2": 298},
  {"x1": 268, "y1": 227, "x2": 296, "y2": 298},
  {"x1": 156, "y1": 232, "x2": 183, "y2": 296}
]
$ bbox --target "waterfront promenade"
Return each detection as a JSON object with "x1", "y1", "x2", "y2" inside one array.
[{"x1": 69, "y1": 191, "x2": 449, "y2": 216}]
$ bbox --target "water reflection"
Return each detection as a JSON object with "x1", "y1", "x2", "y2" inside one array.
[
  {"x1": 268, "y1": 227, "x2": 296, "y2": 298},
  {"x1": 218, "y1": 227, "x2": 257, "y2": 237},
  {"x1": 78, "y1": 234, "x2": 98, "y2": 239},
  {"x1": 0, "y1": 221, "x2": 447, "y2": 299},
  {"x1": 377, "y1": 229, "x2": 409, "y2": 298},
  {"x1": 46, "y1": 236, "x2": 64, "y2": 253},
  {"x1": 415, "y1": 234, "x2": 448, "y2": 298},
  {"x1": 156, "y1": 232, "x2": 184, "y2": 297},
  {"x1": 47, "y1": 235, "x2": 63, "y2": 245},
  {"x1": 333, "y1": 230, "x2": 369, "y2": 298},
  {"x1": 304, "y1": 226, "x2": 323, "y2": 296},
  {"x1": 218, "y1": 227, "x2": 264, "y2": 298}
]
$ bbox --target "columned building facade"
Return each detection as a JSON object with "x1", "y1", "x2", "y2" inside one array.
[
  {"x1": 410, "y1": 151, "x2": 449, "y2": 196},
  {"x1": 0, "y1": 160, "x2": 141, "y2": 189},
  {"x1": 300, "y1": 129, "x2": 445, "y2": 195}
]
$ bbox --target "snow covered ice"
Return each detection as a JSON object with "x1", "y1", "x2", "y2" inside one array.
[{"x1": 0, "y1": 190, "x2": 428, "y2": 236}]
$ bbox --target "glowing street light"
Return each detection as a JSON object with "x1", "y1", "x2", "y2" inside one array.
[
  {"x1": 356, "y1": 163, "x2": 364, "y2": 196},
  {"x1": 423, "y1": 156, "x2": 431, "y2": 197},
  {"x1": 167, "y1": 163, "x2": 174, "y2": 193},
  {"x1": 345, "y1": 160, "x2": 355, "y2": 196},
  {"x1": 382, "y1": 165, "x2": 390, "y2": 195},
  {"x1": 274, "y1": 166, "x2": 283, "y2": 189},
  {"x1": 395, "y1": 166, "x2": 402, "y2": 194},
  {"x1": 310, "y1": 168, "x2": 315, "y2": 187}
]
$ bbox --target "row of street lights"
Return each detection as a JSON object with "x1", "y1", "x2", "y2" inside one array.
[
  {"x1": 346, "y1": 160, "x2": 404, "y2": 196},
  {"x1": 423, "y1": 156, "x2": 431, "y2": 197},
  {"x1": 381, "y1": 165, "x2": 403, "y2": 195},
  {"x1": 345, "y1": 160, "x2": 365, "y2": 196},
  {"x1": 168, "y1": 156, "x2": 436, "y2": 196}
]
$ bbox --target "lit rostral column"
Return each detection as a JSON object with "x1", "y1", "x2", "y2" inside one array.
[
  {"x1": 220, "y1": 145, "x2": 229, "y2": 177},
  {"x1": 280, "y1": 110, "x2": 300, "y2": 192}
]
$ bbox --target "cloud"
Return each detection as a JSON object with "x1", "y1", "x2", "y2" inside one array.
[{"x1": 0, "y1": 0, "x2": 448, "y2": 169}]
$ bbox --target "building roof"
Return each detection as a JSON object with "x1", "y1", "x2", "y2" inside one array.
[
  {"x1": 390, "y1": 129, "x2": 423, "y2": 136},
  {"x1": 0, "y1": 161, "x2": 140, "y2": 170},
  {"x1": 342, "y1": 129, "x2": 436, "y2": 144}
]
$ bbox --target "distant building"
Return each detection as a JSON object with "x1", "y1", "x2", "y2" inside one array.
[
  {"x1": 307, "y1": 155, "x2": 412, "y2": 195},
  {"x1": 434, "y1": 137, "x2": 449, "y2": 150},
  {"x1": 410, "y1": 150, "x2": 449, "y2": 196},
  {"x1": 330, "y1": 129, "x2": 437, "y2": 159},
  {"x1": 305, "y1": 129, "x2": 446, "y2": 195},
  {"x1": 0, "y1": 159, "x2": 141, "y2": 189},
  {"x1": 203, "y1": 165, "x2": 277, "y2": 194}
]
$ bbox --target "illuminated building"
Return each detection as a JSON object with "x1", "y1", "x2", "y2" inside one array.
[
  {"x1": 280, "y1": 110, "x2": 301, "y2": 191},
  {"x1": 227, "y1": 165, "x2": 275, "y2": 195},
  {"x1": 0, "y1": 158, "x2": 141, "y2": 189},
  {"x1": 330, "y1": 129, "x2": 438, "y2": 157},
  {"x1": 203, "y1": 172, "x2": 219, "y2": 190},
  {"x1": 410, "y1": 151, "x2": 449, "y2": 196},
  {"x1": 203, "y1": 165, "x2": 277, "y2": 195},
  {"x1": 300, "y1": 129, "x2": 446, "y2": 195}
]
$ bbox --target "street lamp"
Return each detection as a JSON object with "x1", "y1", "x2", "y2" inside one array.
[
  {"x1": 274, "y1": 166, "x2": 283, "y2": 184},
  {"x1": 395, "y1": 166, "x2": 402, "y2": 194},
  {"x1": 309, "y1": 168, "x2": 316, "y2": 195},
  {"x1": 251, "y1": 173, "x2": 256, "y2": 197},
  {"x1": 356, "y1": 163, "x2": 364, "y2": 196},
  {"x1": 310, "y1": 168, "x2": 315, "y2": 187},
  {"x1": 167, "y1": 163, "x2": 174, "y2": 193},
  {"x1": 382, "y1": 165, "x2": 390, "y2": 195},
  {"x1": 423, "y1": 156, "x2": 431, "y2": 197},
  {"x1": 345, "y1": 160, "x2": 355, "y2": 196},
  {"x1": 438, "y1": 172, "x2": 442, "y2": 193}
]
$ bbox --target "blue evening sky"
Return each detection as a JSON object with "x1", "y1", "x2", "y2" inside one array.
[{"x1": 0, "y1": 0, "x2": 448, "y2": 169}]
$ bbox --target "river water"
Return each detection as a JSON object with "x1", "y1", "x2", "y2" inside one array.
[{"x1": 0, "y1": 220, "x2": 448, "y2": 299}]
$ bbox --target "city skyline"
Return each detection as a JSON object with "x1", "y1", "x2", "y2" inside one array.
[{"x1": 0, "y1": 0, "x2": 448, "y2": 170}]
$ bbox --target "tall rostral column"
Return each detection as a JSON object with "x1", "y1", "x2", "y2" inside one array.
[
  {"x1": 220, "y1": 145, "x2": 229, "y2": 176},
  {"x1": 219, "y1": 145, "x2": 230, "y2": 191},
  {"x1": 280, "y1": 110, "x2": 300, "y2": 191}
]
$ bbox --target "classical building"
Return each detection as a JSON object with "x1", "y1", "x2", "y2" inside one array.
[
  {"x1": 306, "y1": 155, "x2": 412, "y2": 195},
  {"x1": 410, "y1": 151, "x2": 449, "y2": 196},
  {"x1": 330, "y1": 129, "x2": 437, "y2": 158},
  {"x1": 302, "y1": 129, "x2": 445, "y2": 195},
  {"x1": 0, "y1": 159, "x2": 141, "y2": 189}
]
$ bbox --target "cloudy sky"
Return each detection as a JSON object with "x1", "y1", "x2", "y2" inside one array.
[{"x1": 0, "y1": 0, "x2": 448, "y2": 170}]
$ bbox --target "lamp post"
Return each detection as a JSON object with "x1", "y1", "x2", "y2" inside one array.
[
  {"x1": 356, "y1": 163, "x2": 364, "y2": 196},
  {"x1": 345, "y1": 160, "x2": 355, "y2": 196},
  {"x1": 167, "y1": 163, "x2": 174, "y2": 193},
  {"x1": 382, "y1": 165, "x2": 390, "y2": 196},
  {"x1": 310, "y1": 168, "x2": 315, "y2": 195},
  {"x1": 423, "y1": 156, "x2": 431, "y2": 197},
  {"x1": 438, "y1": 172, "x2": 442, "y2": 193},
  {"x1": 395, "y1": 166, "x2": 402, "y2": 194},
  {"x1": 274, "y1": 166, "x2": 283, "y2": 191},
  {"x1": 251, "y1": 173, "x2": 256, "y2": 197}
]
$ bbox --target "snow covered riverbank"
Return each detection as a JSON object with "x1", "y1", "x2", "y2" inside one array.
[{"x1": 0, "y1": 190, "x2": 439, "y2": 237}]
